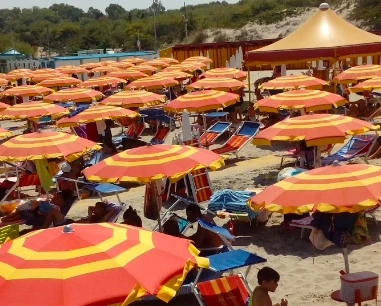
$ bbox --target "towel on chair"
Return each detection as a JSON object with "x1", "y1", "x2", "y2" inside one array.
[{"x1": 34, "y1": 159, "x2": 53, "y2": 193}]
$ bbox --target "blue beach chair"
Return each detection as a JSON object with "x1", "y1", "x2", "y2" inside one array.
[{"x1": 199, "y1": 121, "x2": 232, "y2": 147}]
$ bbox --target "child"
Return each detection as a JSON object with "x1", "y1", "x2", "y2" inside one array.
[
  {"x1": 250, "y1": 267, "x2": 288, "y2": 306},
  {"x1": 121, "y1": 206, "x2": 142, "y2": 227}
]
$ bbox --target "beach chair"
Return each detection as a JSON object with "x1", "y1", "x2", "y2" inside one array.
[
  {"x1": 0, "y1": 224, "x2": 19, "y2": 244},
  {"x1": 150, "y1": 125, "x2": 170, "y2": 144},
  {"x1": 197, "y1": 217, "x2": 235, "y2": 251},
  {"x1": 199, "y1": 121, "x2": 232, "y2": 147},
  {"x1": 72, "y1": 125, "x2": 88, "y2": 139},
  {"x1": 125, "y1": 116, "x2": 146, "y2": 139},
  {"x1": 321, "y1": 134, "x2": 376, "y2": 165},
  {"x1": 152, "y1": 212, "x2": 193, "y2": 234},
  {"x1": 212, "y1": 121, "x2": 261, "y2": 158}
]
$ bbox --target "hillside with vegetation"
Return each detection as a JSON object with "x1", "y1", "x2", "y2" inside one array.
[{"x1": 0, "y1": 0, "x2": 379, "y2": 57}]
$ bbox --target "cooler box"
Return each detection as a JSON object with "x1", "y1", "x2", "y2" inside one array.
[{"x1": 340, "y1": 271, "x2": 378, "y2": 303}]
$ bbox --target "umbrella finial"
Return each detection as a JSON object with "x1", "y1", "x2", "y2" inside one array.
[
  {"x1": 319, "y1": 3, "x2": 330, "y2": 10},
  {"x1": 309, "y1": 111, "x2": 314, "y2": 115},
  {"x1": 62, "y1": 224, "x2": 74, "y2": 233},
  {"x1": 332, "y1": 160, "x2": 340, "y2": 166}
]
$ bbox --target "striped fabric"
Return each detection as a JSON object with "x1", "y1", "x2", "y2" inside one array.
[
  {"x1": 126, "y1": 122, "x2": 145, "y2": 138},
  {"x1": 191, "y1": 169, "x2": 213, "y2": 204},
  {"x1": 212, "y1": 135, "x2": 249, "y2": 155}
]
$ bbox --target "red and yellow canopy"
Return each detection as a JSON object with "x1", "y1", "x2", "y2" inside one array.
[
  {"x1": 248, "y1": 163, "x2": 381, "y2": 214},
  {"x1": 1, "y1": 85, "x2": 53, "y2": 97},
  {"x1": 127, "y1": 65, "x2": 158, "y2": 75},
  {"x1": 0, "y1": 128, "x2": 12, "y2": 138},
  {"x1": 0, "y1": 131, "x2": 101, "y2": 161},
  {"x1": 83, "y1": 144, "x2": 224, "y2": 183},
  {"x1": 0, "y1": 102, "x2": 68, "y2": 120},
  {"x1": 38, "y1": 76, "x2": 82, "y2": 88},
  {"x1": 158, "y1": 57, "x2": 179, "y2": 65},
  {"x1": 155, "y1": 71, "x2": 192, "y2": 81},
  {"x1": 252, "y1": 114, "x2": 378, "y2": 147},
  {"x1": 101, "y1": 90, "x2": 165, "y2": 108},
  {"x1": 107, "y1": 70, "x2": 148, "y2": 81},
  {"x1": 107, "y1": 62, "x2": 134, "y2": 69},
  {"x1": 165, "y1": 90, "x2": 239, "y2": 113},
  {"x1": 163, "y1": 62, "x2": 206, "y2": 73},
  {"x1": 56, "y1": 105, "x2": 138, "y2": 127},
  {"x1": 56, "y1": 66, "x2": 88, "y2": 75},
  {"x1": 333, "y1": 64, "x2": 381, "y2": 84},
  {"x1": 89, "y1": 66, "x2": 121, "y2": 74},
  {"x1": 0, "y1": 102, "x2": 10, "y2": 110},
  {"x1": 127, "y1": 76, "x2": 178, "y2": 91},
  {"x1": 349, "y1": 77, "x2": 381, "y2": 93},
  {"x1": 80, "y1": 76, "x2": 127, "y2": 88},
  {"x1": 0, "y1": 78, "x2": 7, "y2": 86},
  {"x1": 31, "y1": 73, "x2": 65, "y2": 83},
  {"x1": 201, "y1": 68, "x2": 247, "y2": 81},
  {"x1": 0, "y1": 223, "x2": 208, "y2": 306},
  {"x1": 145, "y1": 60, "x2": 170, "y2": 68},
  {"x1": 187, "y1": 77, "x2": 246, "y2": 92},
  {"x1": 183, "y1": 56, "x2": 213, "y2": 64},
  {"x1": 260, "y1": 75, "x2": 328, "y2": 90},
  {"x1": 79, "y1": 62, "x2": 103, "y2": 70},
  {"x1": 44, "y1": 88, "x2": 104, "y2": 103},
  {"x1": 255, "y1": 90, "x2": 347, "y2": 113},
  {"x1": 121, "y1": 57, "x2": 147, "y2": 64},
  {"x1": 32, "y1": 68, "x2": 56, "y2": 74}
]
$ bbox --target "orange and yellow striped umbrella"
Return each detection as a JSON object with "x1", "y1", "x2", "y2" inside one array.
[
  {"x1": 333, "y1": 65, "x2": 381, "y2": 84},
  {"x1": 145, "y1": 60, "x2": 169, "y2": 68},
  {"x1": 260, "y1": 75, "x2": 328, "y2": 90},
  {"x1": 56, "y1": 105, "x2": 138, "y2": 127},
  {"x1": 101, "y1": 90, "x2": 165, "y2": 108},
  {"x1": 83, "y1": 144, "x2": 224, "y2": 182},
  {"x1": 38, "y1": 76, "x2": 82, "y2": 88},
  {"x1": 201, "y1": 68, "x2": 247, "y2": 81},
  {"x1": 349, "y1": 77, "x2": 381, "y2": 93},
  {"x1": 188, "y1": 77, "x2": 246, "y2": 92},
  {"x1": 0, "y1": 102, "x2": 68, "y2": 120},
  {"x1": 127, "y1": 76, "x2": 178, "y2": 91},
  {"x1": 44, "y1": 88, "x2": 103, "y2": 103},
  {"x1": 80, "y1": 76, "x2": 127, "y2": 88},
  {"x1": 255, "y1": 90, "x2": 347, "y2": 113},
  {"x1": 165, "y1": 90, "x2": 238, "y2": 113},
  {"x1": 0, "y1": 102, "x2": 10, "y2": 110},
  {"x1": 0, "y1": 223, "x2": 209, "y2": 306},
  {"x1": 107, "y1": 70, "x2": 148, "y2": 81},
  {"x1": 252, "y1": 114, "x2": 378, "y2": 147},
  {"x1": 32, "y1": 68, "x2": 56, "y2": 75},
  {"x1": 99, "y1": 60, "x2": 117, "y2": 66},
  {"x1": 31, "y1": 73, "x2": 66, "y2": 83},
  {"x1": 163, "y1": 62, "x2": 206, "y2": 73},
  {"x1": 5, "y1": 72, "x2": 34, "y2": 81},
  {"x1": 79, "y1": 62, "x2": 103, "y2": 70},
  {"x1": 127, "y1": 65, "x2": 158, "y2": 75},
  {"x1": 90, "y1": 66, "x2": 121, "y2": 74},
  {"x1": 7, "y1": 69, "x2": 31, "y2": 74},
  {"x1": 183, "y1": 56, "x2": 213, "y2": 64},
  {"x1": 248, "y1": 163, "x2": 381, "y2": 214},
  {"x1": 155, "y1": 70, "x2": 192, "y2": 81},
  {"x1": 158, "y1": 57, "x2": 179, "y2": 64},
  {"x1": 1, "y1": 85, "x2": 53, "y2": 97},
  {"x1": 0, "y1": 78, "x2": 8, "y2": 86},
  {"x1": 121, "y1": 57, "x2": 147, "y2": 64},
  {"x1": 0, "y1": 131, "x2": 101, "y2": 161},
  {"x1": 0, "y1": 73, "x2": 7, "y2": 78},
  {"x1": 56, "y1": 66, "x2": 88, "y2": 75},
  {"x1": 0, "y1": 128, "x2": 12, "y2": 138},
  {"x1": 108, "y1": 62, "x2": 134, "y2": 69}
]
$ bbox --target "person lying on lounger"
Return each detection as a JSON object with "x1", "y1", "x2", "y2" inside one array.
[{"x1": 87, "y1": 200, "x2": 120, "y2": 223}]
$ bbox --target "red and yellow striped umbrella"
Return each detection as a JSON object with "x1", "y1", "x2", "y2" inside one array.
[
  {"x1": 0, "y1": 102, "x2": 10, "y2": 110},
  {"x1": 252, "y1": 114, "x2": 378, "y2": 147},
  {"x1": 0, "y1": 128, "x2": 12, "y2": 138},
  {"x1": 101, "y1": 90, "x2": 165, "y2": 108},
  {"x1": 80, "y1": 76, "x2": 127, "y2": 88},
  {"x1": 90, "y1": 66, "x2": 121, "y2": 74},
  {"x1": 56, "y1": 66, "x2": 88, "y2": 75},
  {"x1": 107, "y1": 70, "x2": 148, "y2": 81},
  {"x1": 0, "y1": 131, "x2": 101, "y2": 161},
  {"x1": 127, "y1": 76, "x2": 178, "y2": 91},
  {"x1": 183, "y1": 56, "x2": 213, "y2": 64},
  {"x1": 0, "y1": 78, "x2": 8, "y2": 86},
  {"x1": 108, "y1": 62, "x2": 134, "y2": 69},
  {"x1": 333, "y1": 65, "x2": 381, "y2": 84},
  {"x1": 79, "y1": 62, "x2": 103, "y2": 70},
  {"x1": 83, "y1": 144, "x2": 224, "y2": 182},
  {"x1": 165, "y1": 90, "x2": 239, "y2": 113},
  {"x1": 145, "y1": 60, "x2": 170, "y2": 69},
  {"x1": 44, "y1": 88, "x2": 103, "y2": 103},
  {"x1": 1, "y1": 85, "x2": 53, "y2": 97},
  {"x1": 128, "y1": 65, "x2": 158, "y2": 75},
  {"x1": 7, "y1": 69, "x2": 31, "y2": 74},
  {"x1": 5, "y1": 72, "x2": 34, "y2": 81},
  {"x1": 38, "y1": 76, "x2": 82, "y2": 88},
  {"x1": 163, "y1": 62, "x2": 206, "y2": 73},
  {"x1": 201, "y1": 68, "x2": 247, "y2": 81},
  {"x1": 0, "y1": 223, "x2": 208, "y2": 306},
  {"x1": 99, "y1": 60, "x2": 117, "y2": 66},
  {"x1": 260, "y1": 75, "x2": 328, "y2": 90},
  {"x1": 349, "y1": 77, "x2": 381, "y2": 93},
  {"x1": 56, "y1": 105, "x2": 138, "y2": 127},
  {"x1": 188, "y1": 77, "x2": 246, "y2": 92},
  {"x1": 248, "y1": 163, "x2": 381, "y2": 214},
  {"x1": 255, "y1": 90, "x2": 347, "y2": 113},
  {"x1": 155, "y1": 70, "x2": 192, "y2": 81},
  {"x1": 31, "y1": 73, "x2": 66, "y2": 83},
  {"x1": 32, "y1": 68, "x2": 56, "y2": 74},
  {"x1": 158, "y1": 57, "x2": 179, "y2": 64},
  {"x1": 0, "y1": 102, "x2": 68, "y2": 120},
  {"x1": 121, "y1": 57, "x2": 147, "y2": 64}
]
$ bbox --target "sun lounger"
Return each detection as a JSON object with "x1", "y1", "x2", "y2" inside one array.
[
  {"x1": 150, "y1": 125, "x2": 170, "y2": 144},
  {"x1": 125, "y1": 116, "x2": 146, "y2": 139},
  {"x1": 197, "y1": 217, "x2": 235, "y2": 251},
  {"x1": 152, "y1": 212, "x2": 193, "y2": 234},
  {"x1": 212, "y1": 121, "x2": 261, "y2": 158},
  {"x1": 0, "y1": 224, "x2": 19, "y2": 244},
  {"x1": 72, "y1": 125, "x2": 87, "y2": 139},
  {"x1": 199, "y1": 121, "x2": 231, "y2": 147}
]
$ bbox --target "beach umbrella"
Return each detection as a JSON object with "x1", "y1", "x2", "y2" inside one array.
[
  {"x1": 79, "y1": 76, "x2": 127, "y2": 88},
  {"x1": 56, "y1": 66, "x2": 88, "y2": 75},
  {"x1": 107, "y1": 62, "x2": 134, "y2": 69},
  {"x1": 38, "y1": 76, "x2": 82, "y2": 88},
  {"x1": 0, "y1": 78, "x2": 8, "y2": 86},
  {"x1": 32, "y1": 68, "x2": 56, "y2": 74},
  {"x1": 0, "y1": 102, "x2": 10, "y2": 110},
  {"x1": 56, "y1": 105, "x2": 138, "y2": 127},
  {"x1": 0, "y1": 128, "x2": 12, "y2": 138},
  {"x1": 79, "y1": 62, "x2": 103, "y2": 70},
  {"x1": 164, "y1": 90, "x2": 239, "y2": 113},
  {"x1": 348, "y1": 76, "x2": 381, "y2": 93},
  {"x1": 0, "y1": 223, "x2": 209, "y2": 306},
  {"x1": 44, "y1": 88, "x2": 103, "y2": 103},
  {"x1": 183, "y1": 56, "x2": 213, "y2": 64},
  {"x1": 127, "y1": 65, "x2": 158, "y2": 75},
  {"x1": 99, "y1": 60, "x2": 117, "y2": 66},
  {"x1": 7, "y1": 69, "x2": 31, "y2": 74},
  {"x1": 0, "y1": 131, "x2": 101, "y2": 162},
  {"x1": 187, "y1": 77, "x2": 246, "y2": 92},
  {"x1": 121, "y1": 57, "x2": 147, "y2": 64},
  {"x1": 5, "y1": 72, "x2": 34, "y2": 81},
  {"x1": 89, "y1": 66, "x2": 121, "y2": 74},
  {"x1": 260, "y1": 75, "x2": 328, "y2": 90},
  {"x1": 155, "y1": 70, "x2": 192, "y2": 81},
  {"x1": 0, "y1": 73, "x2": 7, "y2": 78},
  {"x1": 333, "y1": 64, "x2": 381, "y2": 84},
  {"x1": 107, "y1": 70, "x2": 148, "y2": 81},
  {"x1": 201, "y1": 68, "x2": 247, "y2": 81},
  {"x1": 1, "y1": 85, "x2": 53, "y2": 97},
  {"x1": 158, "y1": 57, "x2": 179, "y2": 64},
  {"x1": 127, "y1": 76, "x2": 178, "y2": 91},
  {"x1": 31, "y1": 73, "x2": 66, "y2": 83},
  {"x1": 162, "y1": 62, "x2": 206, "y2": 73},
  {"x1": 83, "y1": 143, "x2": 224, "y2": 183},
  {"x1": 0, "y1": 102, "x2": 68, "y2": 120},
  {"x1": 101, "y1": 90, "x2": 165, "y2": 108},
  {"x1": 252, "y1": 114, "x2": 378, "y2": 147},
  {"x1": 145, "y1": 60, "x2": 170, "y2": 68},
  {"x1": 255, "y1": 90, "x2": 347, "y2": 113}
]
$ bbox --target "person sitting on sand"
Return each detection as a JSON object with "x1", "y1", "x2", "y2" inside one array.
[
  {"x1": 250, "y1": 267, "x2": 288, "y2": 306},
  {"x1": 185, "y1": 204, "x2": 222, "y2": 249},
  {"x1": 163, "y1": 219, "x2": 185, "y2": 238},
  {"x1": 121, "y1": 206, "x2": 142, "y2": 227},
  {"x1": 87, "y1": 200, "x2": 120, "y2": 223}
]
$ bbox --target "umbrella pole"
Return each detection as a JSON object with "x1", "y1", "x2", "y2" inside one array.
[
  {"x1": 343, "y1": 247, "x2": 350, "y2": 273},
  {"x1": 203, "y1": 113, "x2": 208, "y2": 149},
  {"x1": 315, "y1": 146, "x2": 322, "y2": 168},
  {"x1": 248, "y1": 66, "x2": 251, "y2": 102}
]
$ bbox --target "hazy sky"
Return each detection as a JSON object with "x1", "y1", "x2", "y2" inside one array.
[{"x1": 1, "y1": 0, "x2": 239, "y2": 12}]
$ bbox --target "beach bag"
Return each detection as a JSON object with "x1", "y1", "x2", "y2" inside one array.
[{"x1": 340, "y1": 271, "x2": 378, "y2": 304}]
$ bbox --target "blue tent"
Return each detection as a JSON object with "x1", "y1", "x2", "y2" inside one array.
[{"x1": 0, "y1": 49, "x2": 24, "y2": 57}]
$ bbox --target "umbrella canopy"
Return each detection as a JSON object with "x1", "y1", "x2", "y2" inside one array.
[
  {"x1": 99, "y1": 60, "x2": 117, "y2": 66},
  {"x1": 107, "y1": 70, "x2": 148, "y2": 80},
  {"x1": 252, "y1": 114, "x2": 378, "y2": 147},
  {"x1": 79, "y1": 62, "x2": 103, "y2": 70},
  {"x1": 121, "y1": 57, "x2": 147, "y2": 64},
  {"x1": 80, "y1": 76, "x2": 127, "y2": 88},
  {"x1": 183, "y1": 56, "x2": 213, "y2": 64},
  {"x1": 255, "y1": 90, "x2": 347, "y2": 113},
  {"x1": 0, "y1": 223, "x2": 208, "y2": 306},
  {"x1": 30, "y1": 73, "x2": 66, "y2": 83},
  {"x1": 260, "y1": 75, "x2": 328, "y2": 90},
  {"x1": 247, "y1": 163, "x2": 381, "y2": 214},
  {"x1": 107, "y1": 62, "x2": 134, "y2": 69},
  {"x1": 89, "y1": 66, "x2": 121, "y2": 74},
  {"x1": 44, "y1": 88, "x2": 103, "y2": 103},
  {"x1": 1, "y1": 85, "x2": 53, "y2": 97},
  {"x1": 7, "y1": 69, "x2": 31, "y2": 74},
  {"x1": 5, "y1": 72, "x2": 34, "y2": 81},
  {"x1": 187, "y1": 77, "x2": 245, "y2": 92},
  {"x1": 145, "y1": 60, "x2": 169, "y2": 68},
  {"x1": 163, "y1": 62, "x2": 206, "y2": 73},
  {"x1": 0, "y1": 78, "x2": 7, "y2": 86},
  {"x1": 128, "y1": 65, "x2": 158, "y2": 75},
  {"x1": 165, "y1": 90, "x2": 239, "y2": 113},
  {"x1": 101, "y1": 90, "x2": 165, "y2": 108},
  {"x1": 56, "y1": 105, "x2": 138, "y2": 127},
  {"x1": 155, "y1": 71, "x2": 192, "y2": 81},
  {"x1": 0, "y1": 128, "x2": 12, "y2": 137},
  {"x1": 127, "y1": 76, "x2": 178, "y2": 91},
  {"x1": 349, "y1": 77, "x2": 381, "y2": 93},
  {"x1": 0, "y1": 102, "x2": 10, "y2": 110},
  {"x1": 33, "y1": 68, "x2": 56, "y2": 74},
  {"x1": 38, "y1": 76, "x2": 82, "y2": 88},
  {"x1": 83, "y1": 144, "x2": 224, "y2": 183},
  {"x1": 56, "y1": 66, "x2": 88, "y2": 75},
  {"x1": 333, "y1": 65, "x2": 381, "y2": 84},
  {"x1": 158, "y1": 57, "x2": 179, "y2": 64},
  {"x1": 0, "y1": 131, "x2": 100, "y2": 161},
  {"x1": 201, "y1": 68, "x2": 247, "y2": 81},
  {"x1": 0, "y1": 102, "x2": 68, "y2": 120}
]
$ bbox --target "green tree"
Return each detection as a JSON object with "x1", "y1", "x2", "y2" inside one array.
[{"x1": 105, "y1": 4, "x2": 127, "y2": 20}]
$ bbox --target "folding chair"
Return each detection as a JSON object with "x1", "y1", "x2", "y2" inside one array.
[
  {"x1": 125, "y1": 116, "x2": 146, "y2": 139},
  {"x1": 71, "y1": 125, "x2": 88, "y2": 139},
  {"x1": 199, "y1": 121, "x2": 231, "y2": 147},
  {"x1": 0, "y1": 224, "x2": 19, "y2": 244},
  {"x1": 150, "y1": 125, "x2": 170, "y2": 144},
  {"x1": 152, "y1": 212, "x2": 193, "y2": 234},
  {"x1": 212, "y1": 121, "x2": 261, "y2": 158},
  {"x1": 197, "y1": 217, "x2": 235, "y2": 251}
]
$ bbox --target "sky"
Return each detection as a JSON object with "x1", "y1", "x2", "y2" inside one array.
[{"x1": 1, "y1": 0, "x2": 239, "y2": 12}]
